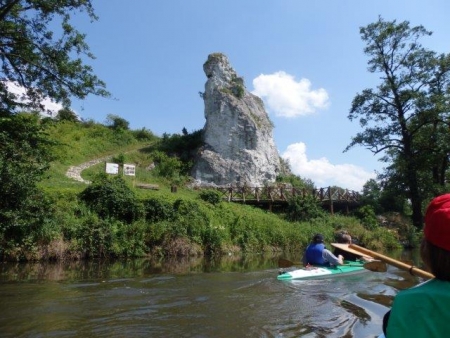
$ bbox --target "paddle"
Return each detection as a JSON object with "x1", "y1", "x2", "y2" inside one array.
[
  {"x1": 277, "y1": 258, "x2": 387, "y2": 272},
  {"x1": 349, "y1": 243, "x2": 434, "y2": 279}
]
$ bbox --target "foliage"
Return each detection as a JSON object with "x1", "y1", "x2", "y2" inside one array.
[
  {"x1": 112, "y1": 153, "x2": 125, "y2": 165},
  {"x1": 132, "y1": 128, "x2": 156, "y2": 141},
  {"x1": 346, "y1": 17, "x2": 450, "y2": 229},
  {"x1": 150, "y1": 150, "x2": 183, "y2": 180},
  {"x1": 105, "y1": 114, "x2": 130, "y2": 131},
  {"x1": 354, "y1": 205, "x2": 379, "y2": 231},
  {"x1": 74, "y1": 215, "x2": 116, "y2": 258},
  {"x1": 143, "y1": 197, "x2": 176, "y2": 223},
  {"x1": 199, "y1": 190, "x2": 222, "y2": 205},
  {"x1": 56, "y1": 109, "x2": 79, "y2": 123},
  {"x1": 0, "y1": 0, "x2": 109, "y2": 115},
  {"x1": 0, "y1": 115, "x2": 405, "y2": 261},
  {"x1": 0, "y1": 1, "x2": 112, "y2": 260},
  {"x1": 285, "y1": 195, "x2": 325, "y2": 222},
  {"x1": 0, "y1": 113, "x2": 59, "y2": 260},
  {"x1": 276, "y1": 173, "x2": 316, "y2": 190},
  {"x1": 158, "y1": 129, "x2": 203, "y2": 173},
  {"x1": 78, "y1": 174, "x2": 142, "y2": 223},
  {"x1": 231, "y1": 75, "x2": 245, "y2": 98},
  {"x1": 44, "y1": 119, "x2": 142, "y2": 167}
]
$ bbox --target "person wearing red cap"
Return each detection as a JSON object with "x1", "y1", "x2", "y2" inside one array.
[
  {"x1": 383, "y1": 193, "x2": 450, "y2": 337},
  {"x1": 302, "y1": 233, "x2": 344, "y2": 266}
]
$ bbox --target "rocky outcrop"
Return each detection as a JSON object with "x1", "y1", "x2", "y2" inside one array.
[{"x1": 191, "y1": 53, "x2": 281, "y2": 187}]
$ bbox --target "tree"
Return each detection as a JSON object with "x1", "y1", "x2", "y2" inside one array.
[
  {"x1": 346, "y1": 17, "x2": 450, "y2": 229},
  {"x1": 286, "y1": 195, "x2": 325, "y2": 222},
  {"x1": 56, "y1": 108, "x2": 79, "y2": 122},
  {"x1": 105, "y1": 114, "x2": 130, "y2": 131},
  {"x1": 0, "y1": 1, "x2": 109, "y2": 116},
  {"x1": 360, "y1": 179, "x2": 383, "y2": 214},
  {"x1": 0, "y1": 1, "x2": 108, "y2": 251},
  {"x1": 0, "y1": 113, "x2": 56, "y2": 255}
]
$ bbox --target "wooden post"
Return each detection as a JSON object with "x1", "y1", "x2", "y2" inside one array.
[{"x1": 328, "y1": 187, "x2": 334, "y2": 215}]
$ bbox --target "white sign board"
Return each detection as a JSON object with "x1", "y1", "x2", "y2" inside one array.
[
  {"x1": 105, "y1": 162, "x2": 119, "y2": 175},
  {"x1": 123, "y1": 164, "x2": 136, "y2": 176}
]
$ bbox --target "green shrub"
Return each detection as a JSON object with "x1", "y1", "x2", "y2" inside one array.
[
  {"x1": 151, "y1": 150, "x2": 183, "y2": 179},
  {"x1": 132, "y1": 128, "x2": 155, "y2": 141},
  {"x1": 75, "y1": 215, "x2": 116, "y2": 258},
  {"x1": 199, "y1": 190, "x2": 222, "y2": 205},
  {"x1": 78, "y1": 174, "x2": 142, "y2": 223},
  {"x1": 143, "y1": 197, "x2": 176, "y2": 223},
  {"x1": 113, "y1": 220, "x2": 148, "y2": 257},
  {"x1": 286, "y1": 195, "x2": 325, "y2": 222},
  {"x1": 173, "y1": 199, "x2": 210, "y2": 244},
  {"x1": 354, "y1": 205, "x2": 379, "y2": 230}
]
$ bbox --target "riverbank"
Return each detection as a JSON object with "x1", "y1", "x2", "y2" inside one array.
[{"x1": 0, "y1": 119, "x2": 406, "y2": 262}]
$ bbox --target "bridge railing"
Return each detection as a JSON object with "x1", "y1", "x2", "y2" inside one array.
[{"x1": 215, "y1": 185, "x2": 360, "y2": 204}]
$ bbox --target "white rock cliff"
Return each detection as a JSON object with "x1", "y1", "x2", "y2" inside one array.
[{"x1": 192, "y1": 53, "x2": 281, "y2": 187}]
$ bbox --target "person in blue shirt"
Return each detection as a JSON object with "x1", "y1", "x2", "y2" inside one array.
[{"x1": 302, "y1": 233, "x2": 343, "y2": 266}]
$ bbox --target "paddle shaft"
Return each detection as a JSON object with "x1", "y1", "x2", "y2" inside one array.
[{"x1": 349, "y1": 244, "x2": 434, "y2": 279}]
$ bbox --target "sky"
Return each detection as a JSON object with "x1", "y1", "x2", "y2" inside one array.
[{"x1": 48, "y1": 0, "x2": 450, "y2": 192}]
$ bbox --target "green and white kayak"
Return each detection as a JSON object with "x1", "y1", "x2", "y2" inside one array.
[{"x1": 277, "y1": 263, "x2": 366, "y2": 281}]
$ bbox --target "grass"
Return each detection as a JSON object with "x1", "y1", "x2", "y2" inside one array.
[{"x1": 9, "y1": 119, "x2": 402, "y2": 262}]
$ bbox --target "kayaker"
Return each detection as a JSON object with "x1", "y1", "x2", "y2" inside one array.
[
  {"x1": 333, "y1": 232, "x2": 363, "y2": 261},
  {"x1": 383, "y1": 193, "x2": 450, "y2": 337},
  {"x1": 302, "y1": 233, "x2": 344, "y2": 266}
]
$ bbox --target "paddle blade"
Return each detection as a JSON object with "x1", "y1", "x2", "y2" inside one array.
[
  {"x1": 278, "y1": 258, "x2": 299, "y2": 268},
  {"x1": 364, "y1": 260, "x2": 387, "y2": 272}
]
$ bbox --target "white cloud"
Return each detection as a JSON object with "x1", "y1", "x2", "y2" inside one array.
[
  {"x1": 281, "y1": 142, "x2": 375, "y2": 192},
  {"x1": 5, "y1": 81, "x2": 63, "y2": 117},
  {"x1": 252, "y1": 71, "x2": 329, "y2": 118}
]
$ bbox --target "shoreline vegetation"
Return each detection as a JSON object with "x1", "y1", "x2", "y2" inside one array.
[{"x1": 1, "y1": 117, "x2": 409, "y2": 262}]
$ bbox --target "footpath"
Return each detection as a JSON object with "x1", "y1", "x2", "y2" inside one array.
[{"x1": 65, "y1": 156, "x2": 112, "y2": 184}]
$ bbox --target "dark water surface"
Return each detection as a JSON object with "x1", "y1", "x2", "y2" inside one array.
[{"x1": 0, "y1": 251, "x2": 424, "y2": 338}]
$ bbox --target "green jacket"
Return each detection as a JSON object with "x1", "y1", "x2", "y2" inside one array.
[{"x1": 387, "y1": 279, "x2": 450, "y2": 337}]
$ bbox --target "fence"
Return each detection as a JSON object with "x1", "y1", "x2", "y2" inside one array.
[{"x1": 214, "y1": 185, "x2": 361, "y2": 214}]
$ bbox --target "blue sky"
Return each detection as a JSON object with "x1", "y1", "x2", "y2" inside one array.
[{"x1": 60, "y1": 0, "x2": 450, "y2": 191}]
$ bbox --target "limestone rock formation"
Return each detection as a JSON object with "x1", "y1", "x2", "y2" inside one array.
[{"x1": 192, "y1": 53, "x2": 281, "y2": 187}]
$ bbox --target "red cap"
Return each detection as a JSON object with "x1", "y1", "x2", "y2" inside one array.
[{"x1": 424, "y1": 194, "x2": 450, "y2": 251}]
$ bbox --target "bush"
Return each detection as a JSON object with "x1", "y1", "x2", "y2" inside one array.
[
  {"x1": 78, "y1": 174, "x2": 142, "y2": 223},
  {"x1": 132, "y1": 128, "x2": 155, "y2": 141},
  {"x1": 286, "y1": 195, "x2": 325, "y2": 222},
  {"x1": 143, "y1": 197, "x2": 176, "y2": 223},
  {"x1": 114, "y1": 220, "x2": 148, "y2": 257},
  {"x1": 199, "y1": 190, "x2": 222, "y2": 205},
  {"x1": 151, "y1": 150, "x2": 183, "y2": 179},
  {"x1": 75, "y1": 215, "x2": 116, "y2": 258},
  {"x1": 354, "y1": 205, "x2": 379, "y2": 230}
]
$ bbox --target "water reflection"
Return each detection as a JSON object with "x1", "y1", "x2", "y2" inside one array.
[
  {"x1": 0, "y1": 254, "x2": 281, "y2": 282},
  {"x1": 0, "y1": 250, "x2": 424, "y2": 338}
]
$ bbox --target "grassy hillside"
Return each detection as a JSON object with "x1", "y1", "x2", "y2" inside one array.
[{"x1": 4, "y1": 118, "x2": 402, "y2": 261}]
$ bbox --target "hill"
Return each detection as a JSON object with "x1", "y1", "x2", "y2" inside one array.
[{"x1": 1, "y1": 117, "x2": 402, "y2": 261}]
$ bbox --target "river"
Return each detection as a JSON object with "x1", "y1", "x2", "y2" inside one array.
[{"x1": 0, "y1": 251, "x2": 423, "y2": 338}]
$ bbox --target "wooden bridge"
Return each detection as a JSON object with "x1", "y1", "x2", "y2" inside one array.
[{"x1": 214, "y1": 185, "x2": 361, "y2": 214}]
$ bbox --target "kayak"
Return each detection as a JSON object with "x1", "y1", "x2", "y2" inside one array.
[{"x1": 277, "y1": 262, "x2": 366, "y2": 281}]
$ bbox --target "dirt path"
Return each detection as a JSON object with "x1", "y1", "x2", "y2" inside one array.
[{"x1": 65, "y1": 156, "x2": 112, "y2": 184}]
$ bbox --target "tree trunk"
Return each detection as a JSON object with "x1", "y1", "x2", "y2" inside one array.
[{"x1": 407, "y1": 167, "x2": 424, "y2": 229}]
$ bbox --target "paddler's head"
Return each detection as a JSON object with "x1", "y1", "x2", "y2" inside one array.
[
  {"x1": 422, "y1": 193, "x2": 450, "y2": 281},
  {"x1": 313, "y1": 234, "x2": 324, "y2": 244}
]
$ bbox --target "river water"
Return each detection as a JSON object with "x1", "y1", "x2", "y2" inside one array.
[{"x1": 0, "y1": 251, "x2": 423, "y2": 338}]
